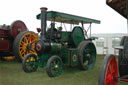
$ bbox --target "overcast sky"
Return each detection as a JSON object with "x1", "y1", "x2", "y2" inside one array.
[{"x1": 0, "y1": 0, "x2": 127, "y2": 33}]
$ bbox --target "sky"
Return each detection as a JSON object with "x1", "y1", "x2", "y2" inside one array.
[{"x1": 0, "y1": 0, "x2": 127, "y2": 33}]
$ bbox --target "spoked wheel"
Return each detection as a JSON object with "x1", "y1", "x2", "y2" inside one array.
[
  {"x1": 78, "y1": 41, "x2": 96, "y2": 70},
  {"x1": 22, "y1": 53, "x2": 38, "y2": 73},
  {"x1": 98, "y1": 55, "x2": 118, "y2": 85},
  {"x1": 13, "y1": 31, "x2": 39, "y2": 62},
  {"x1": 46, "y1": 56, "x2": 63, "y2": 77}
]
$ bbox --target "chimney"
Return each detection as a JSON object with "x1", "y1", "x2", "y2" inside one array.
[{"x1": 40, "y1": 7, "x2": 48, "y2": 40}]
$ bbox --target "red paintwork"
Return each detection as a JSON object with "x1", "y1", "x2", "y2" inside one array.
[
  {"x1": 10, "y1": 20, "x2": 27, "y2": 38},
  {"x1": 0, "y1": 20, "x2": 27, "y2": 56},
  {"x1": 0, "y1": 25, "x2": 10, "y2": 51},
  {"x1": 0, "y1": 41, "x2": 9, "y2": 51},
  {"x1": 37, "y1": 28, "x2": 41, "y2": 33},
  {"x1": 105, "y1": 56, "x2": 118, "y2": 85},
  {"x1": 0, "y1": 27, "x2": 10, "y2": 38}
]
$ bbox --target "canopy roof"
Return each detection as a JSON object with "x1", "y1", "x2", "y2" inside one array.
[
  {"x1": 106, "y1": 0, "x2": 127, "y2": 19},
  {"x1": 37, "y1": 11, "x2": 100, "y2": 24}
]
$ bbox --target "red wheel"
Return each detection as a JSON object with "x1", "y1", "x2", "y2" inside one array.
[
  {"x1": 98, "y1": 55, "x2": 118, "y2": 85},
  {"x1": 10, "y1": 20, "x2": 28, "y2": 38}
]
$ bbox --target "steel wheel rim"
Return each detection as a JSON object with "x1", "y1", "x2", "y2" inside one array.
[
  {"x1": 50, "y1": 58, "x2": 62, "y2": 77},
  {"x1": 83, "y1": 43, "x2": 96, "y2": 69},
  {"x1": 105, "y1": 57, "x2": 118, "y2": 85},
  {"x1": 19, "y1": 32, "x2": 39, "y2": 59},
  {"x1": 24, "y1": 56, "x2": 37, "y2": 72}
]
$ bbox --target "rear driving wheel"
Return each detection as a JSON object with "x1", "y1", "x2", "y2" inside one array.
[
  {"x1": 98, "y1": 55, "x2": 118, "y2": 85},
  {"x1": 78, "y1": 41, "x2": 96, "y2": 70},
  {"x1": 13, "y1": 31, "x2": 39, "y2": 62}
]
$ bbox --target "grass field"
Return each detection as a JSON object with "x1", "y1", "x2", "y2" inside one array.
[{"x1": 0, "y1": 55, "x2": 127, "y2": 85}]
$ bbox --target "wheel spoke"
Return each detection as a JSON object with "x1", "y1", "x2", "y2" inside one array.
[
  {"x1": 51, "y1": 63, "x2": 56, "y2": 74},
  {"x1": 57, "y1": 60, "x2": 60, "y2": 65},
  {"x1": 30, "y1": 39, "x2": 37, "y2": 44},
  {"x1": 20, "y1": 42, "x2": 26, "y2": 47},
  {"x1": 31, "y1": 43, "x2": 35, "y2": 48},
  {"x1": 111, "y1": 62, "x2": 115, "y2": 74},
  {"x1": 20, "y1": 41, "x2": 26, "y2": 45},
  {"x1": 28, "y1": 34, "x2": 32, "y2": 42},
  {"x1": 21, "y1": 51, "x2": 25, "y2": 56},
  {"x1": 23, "y1": 36, "x2": 28, "y2": 44},
  {"x1": 30, "y1": 49, "x2": 36, "y2": 52},
  {"x1": 108, "y1": 65, "x2": 111, "y2": 74},
  {"x1": 20, "y1": 47, "x2": 25, "y2": 50}
]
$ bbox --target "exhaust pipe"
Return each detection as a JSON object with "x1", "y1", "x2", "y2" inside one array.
[{"x1": 40, "y1": 7, "x2": 48, "y2": 40}]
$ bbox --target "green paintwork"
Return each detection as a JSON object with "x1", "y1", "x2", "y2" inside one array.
[
  {"x1": 60, "y1": 32, "x2": 71, "y2": 41},
  {"x1": 69, "y1": 49, "x2": 78, "y2": 67},
  {"x1": 36, "y1": 42, "x2": 67, "y2": 68},
  {"x1": 39, "y1": 54, "x2": 51, "y2": 68},
  {"x1": 58, "y1": 50, "x2": 70, "y2": 66},
  {"x1": 72, "y1": 26, "x2": 85, "y2": 47},
  {"x1": 62, "y1": 49, "x2": 78, "y2": 67},
  {"x1": 50, "y1": 42, "x2": 67, "y2": 53},
  {"x1": 37, "y1": 11, "x2": 100, "y2": 24}
]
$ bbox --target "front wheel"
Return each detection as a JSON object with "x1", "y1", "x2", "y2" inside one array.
[
  {"x1": 22, "y1": 53, "x2": 38, "y2": 73},
  {"x1": 46, "y1": 56, "x2": 63, "y2": 77},
  {"x1": 98, "y1": 55, "x2": 118, "y2": 85}
]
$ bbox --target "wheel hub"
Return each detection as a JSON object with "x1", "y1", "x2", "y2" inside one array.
[
  {"x1": 87, "y1": 53, "x2": 91, "y2": 59},
  {"x1": 26, "y1": 44, "x2": 32, "y2": 51},
  {"x1": 55, "y1": 65, "x2": 58, "y2": 70}
]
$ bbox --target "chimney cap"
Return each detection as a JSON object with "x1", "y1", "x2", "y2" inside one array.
[{"x1": 40, "y1": 7, "x2": 48, "y2": 11}]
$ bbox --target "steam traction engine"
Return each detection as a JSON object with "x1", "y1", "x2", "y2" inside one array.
[
  {"x1": 98, "y1": 0, "x2": 128, "y2": 85},
  {"x1": 0, "y1": 20, "x2": 28, "y2": 60},
  {"x1": 22, "y1": 7, "x2": 100, "y2": 77}
]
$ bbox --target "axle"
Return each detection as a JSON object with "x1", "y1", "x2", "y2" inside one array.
[{"x1": 118, "y1": 75, "x2": 128, "y2": 83}]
